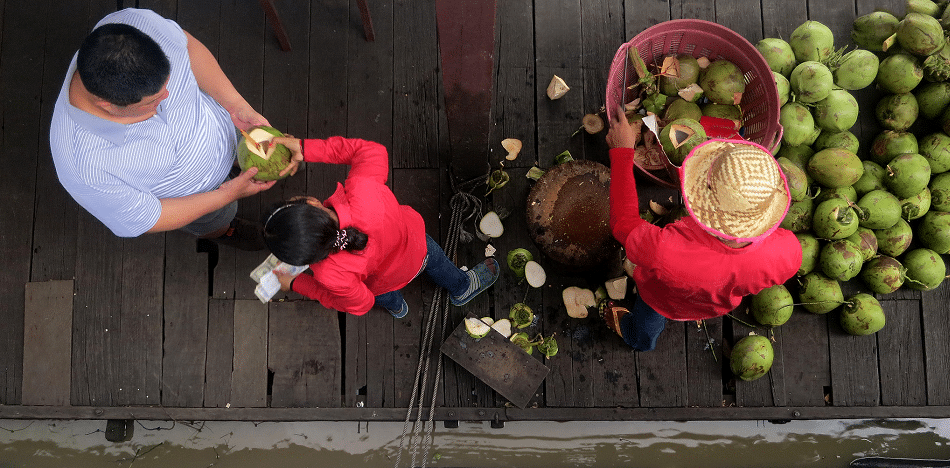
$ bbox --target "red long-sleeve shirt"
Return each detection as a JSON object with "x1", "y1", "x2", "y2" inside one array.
[
  {"x1": 290, "y1": 137, "x2": 427, "y2": 315},
  {"x1": 609, "y1": 147, "x2": 802, "y2": 321}
]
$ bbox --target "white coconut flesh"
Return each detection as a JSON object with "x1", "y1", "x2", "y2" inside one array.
[
  {"x1": 491, "y1": 318, "x2": 513, "y2": 338},
  {"x1": 525, "y1": 261, "x2": 546, "y2": 288},
  {"x1": 465, "y1": 317, "x2": 491, "y2": 339},
  {"x1": 244, "y1": 127, "x2": 278, "y2": 159},
  {"x1": 479, "y1": 211, "x2": 504, "y2": 238}
]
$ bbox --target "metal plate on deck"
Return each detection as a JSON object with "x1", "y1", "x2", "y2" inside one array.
[{"x1": 440, "y1": 314, "x2": 549, "y2": 409}]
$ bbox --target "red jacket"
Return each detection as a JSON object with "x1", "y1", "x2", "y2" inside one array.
[
  {"x1": 290, "y1": 137, "x2": 427, "y2": 315},
  {"x1": 609, "y1": 147, "x2": 802, "y2": 321}
]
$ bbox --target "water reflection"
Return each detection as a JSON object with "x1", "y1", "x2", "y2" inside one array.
[{"x1": 0, "y1": 419, "x2": 948, "y2": 467}]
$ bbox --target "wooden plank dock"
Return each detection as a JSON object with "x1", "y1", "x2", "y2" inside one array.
[{"x1": 2, "y1": 0, "x2": 950, "y2": 423}]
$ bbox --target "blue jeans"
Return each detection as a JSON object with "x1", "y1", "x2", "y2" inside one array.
[
  {"x1": 374, "y1": 234, "x2": 469, "y2": 311},
  {"x1": 619, "y1": 295, "x2": 667, "y2": 352}
]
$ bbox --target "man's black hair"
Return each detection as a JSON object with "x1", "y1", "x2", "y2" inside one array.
[{"x1": 76, "y1": 23, "x2": 171, "y2": 106}]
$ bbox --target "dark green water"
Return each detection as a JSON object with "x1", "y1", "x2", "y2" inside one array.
[{"x1": 1, "y1": 419, "x2": 948, "y2": 467}]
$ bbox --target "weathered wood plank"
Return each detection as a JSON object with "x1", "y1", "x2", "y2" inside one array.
[
  {"x1": 491, "y1": 0, "x2": 535, "y2": 169},
  {"x1": 686, "y1": 318, "x2": 724, "y2": 408},
  {"x1": 579, "y1": 0, "x2": 624, "y2": 164},
  {"x1": 623, "y1": 0, "x2": 670, "y2": 40},
  {"x1": 921, "y1": 282, "x2": 950, "y2": 405},
  {"x1": 0, "y1": 0, "x2": 56, "y2": 405},
  {"x1": 878, "y1": 299, "x2": 927, "y2": 406},
  {"x1": 22, "y1": 280, "x2": 73, "y2": 406},
  {"x1": 231, "y1": 300, "x2": 268, "y2": 407},
  {"x1": 780, "y1": 308, "x2": 832, "y2": 407},
  {"x1": 116, "y1": 235, "x2": 164, "y2": 406},
  {"x1": 829, "y1": 310, "x2": 881, "y2": 406},
  {"x1": 761, "y1": 0, "x2": 807, "y2": 39},
  {"x1": 348, "y1": 0, "x2": 394, "y2": 147},
  {"x1": 162, "y1": 232, "x2": 210, "y2": 407},
  {"x1": 205, "y1": 299, "x2": 234, "y2": 408},
  {"x1": 637, "y1": 320, "x2": 688, "y2": 407},
  {"x1": 392, "y1": 0, "x2": 442, "y2": 169},
  {"x1": 269, "y1": 301, "x2": 342, "y2": 408},
  {"x1": 436, "y1": 0, "x2": 497, "y2": 179}
]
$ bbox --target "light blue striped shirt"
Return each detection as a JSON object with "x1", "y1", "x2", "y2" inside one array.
[{"x1": 49, "y1": 8, "x2": 236, "y2": 237}]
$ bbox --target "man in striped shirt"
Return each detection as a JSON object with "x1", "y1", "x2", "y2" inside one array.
[{"x1": 50, "y1": 8, "x2": 292, "y2": 250}]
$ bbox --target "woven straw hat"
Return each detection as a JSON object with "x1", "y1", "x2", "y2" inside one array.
[{"x1": 680, "y1": 139, "x2": 790, "y2": 243}]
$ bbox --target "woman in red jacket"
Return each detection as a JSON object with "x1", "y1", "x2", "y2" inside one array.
[
  {"x1": 604, "y1": 106, "x2": 801, "y2": 351},
  {"x1": 263, "y1": 136, "x2": 498, "y2": 318}
]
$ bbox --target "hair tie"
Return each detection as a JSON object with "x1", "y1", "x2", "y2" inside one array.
[{"x1": 332, "y1": 229, "x2": 348, "y2": 250}]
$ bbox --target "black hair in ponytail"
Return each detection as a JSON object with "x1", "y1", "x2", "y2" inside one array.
[{"x1": 261, "y1": 199, "x2": 368, "y2": 266}]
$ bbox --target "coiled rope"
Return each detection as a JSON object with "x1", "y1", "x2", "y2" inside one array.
[{"x1": 393, "y1": 185, "x2": 483, "y2": 468}]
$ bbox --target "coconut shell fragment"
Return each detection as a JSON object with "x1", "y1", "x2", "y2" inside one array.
[{"x1": 526, "y1": 160, "x2": 620, "y2": 268}]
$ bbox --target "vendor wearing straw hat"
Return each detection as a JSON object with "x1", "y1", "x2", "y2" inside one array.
[{"x1": 603, "y1": 105, "x2": 802, "y2": 352}]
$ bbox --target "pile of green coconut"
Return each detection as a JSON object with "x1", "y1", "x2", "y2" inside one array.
[{"x1": 733, "y1": 0, "x2": 950, "y2": 382}]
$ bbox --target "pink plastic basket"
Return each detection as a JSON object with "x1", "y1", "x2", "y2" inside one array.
[{"x1": 607, "y1": 19, "x2": 782, "y2": 188}]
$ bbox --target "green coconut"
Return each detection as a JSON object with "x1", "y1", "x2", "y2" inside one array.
[
  {"x1": 930, "y1": 172, "x2": 950, "y2": 211},
  {"x1": 914, "y1": 82, "x2": 950, "y2": 121},
  {"x1": 876, "y1": 53, "x2": 924, "y2": 94},
  {"x1": 781, "y1": 197, "x2": 814, "y2": 233},
  {"x1": 778, "y1": 157, "x2": 809, "y2": 201},
  {"x1": 699, "y1": 59, "x2": 746, "y2": 105},
  {"x1": 777, "y1": 144, "x2": 815, "y2": 173},
  {"x1": 814, "y1": 185, "x2": 858, "y2": 206},
  {"x1": 901, "y1": 187, "x2": 932, "y2": 220},
  {"x1": 896, "y1": 12, "x2": 945, "y2": 57},
  {"x1": 832, "y1": 49, "x2": 880, "y2": 90},
  {"x1": 509, "y1": 302, "x2": 535, "y2": 328},
  {"x1": 917, "y1": 210, "x2": 950, "y2": 254},
  {"x1": 813, "y1": 131, "x2": 860, "y2": 155},
  {"x1": 869, "y1": 130, "x2": 918, "y2": 166},
  {"x1": 859, "y1": 255, "x2": 905, "y2": 294},
  {"x1": 790, "y1": 21, "x2": 835, "y2": 63},
  {"x1": 884, "y1": 153, "x2": 932, "y2": 199},
  {"x1": 902, "y1": 248, "x2": 947, "y2": 291},
  {"x1": 851, "y1": 11, "x2": 899, "y2": 52},
  {"x1": 798, "y1": 272, "x2": 844, "y2": 314},
  {"x1": 660, "y1": 118, "x2": 707, "y2": 166},
  {"x1": 756, "y1": 38, "x2": 797, "y2": 77},
  {"x1": 876, "y1": 93, "x2": 919, "y2": 132},
  {"x1": 780, "y1": 102, "x2": 817, "y2": 147},
  {"x1": 790, "y1": 61, "x2": 834, "y2": 104},
  {"x1": 813, "y1": 198, "x2": 860, "y2": 240},
  {"x1": 807, "y1": 147, "x2": 864, "y2": 189},
  {"x1": 797, "y1": 232, "x2": 821, "y2": 276},
  {"x1": 774, "y1": 72, "x2": 791, "y2": 107},
  {"x1": 918, "y1": 132, "x2": 950, "y2": 174},
  {"x1": 840, "y1": 293, "x2": 885, "y2": 336},
  {"x1": 663, "y1": 98, "x2": 703, "y2": 122},
  {"x1": 856, "y1": 189, "x2": 903, "y2": 230},
  {"x1": 659, "y1": 54, "x2": 702, "y2": 96},
  {"x1": 845, "y1": 227, "x2": 879, "y2": 262},
  {"x1": 853, "y1": 160, "x2": 887, "y2": 197},
  {"x1": 875, "y1": 218, "x2": 914, "y2": 257},
  {"x1": 701, "y1": 103, "x2": 743, "y2": 127},
  {"x1": 812, "y1": 88, "x2": 859, "y2": 132},
  {"x1": 730, "y1": 334, "x2": 774, "y2": 381},
  {"x1": 820, "y1": 239, "x2": 864, "y2": 281},
  {"x1": 750, "y1": 285, "x2": 795, "y2": 327},
  {"x1": 506, "y1": 248, "x2": 534, "y2": 278},
  {"x1": 237, "y1": 126, "x2": 294, "y2": 181}
]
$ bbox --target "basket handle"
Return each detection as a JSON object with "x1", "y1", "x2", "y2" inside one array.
[{"x1": 767, "y1": 125, "x2": 784, "y2": 154}]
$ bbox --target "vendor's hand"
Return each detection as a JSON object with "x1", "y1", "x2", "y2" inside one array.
[
  {"x1": 273, "y1": 270, "x2": 294, "y2": 292},
  {"x1": 230, "y1": 104, "x2": 270, "y2": 132},
  {"x1": 219, "y1": 167, "x2": 275, "y2": 199},
  {"x1": 606, "y1": 105, "x2": 641, "y2": 150},
  {"x1": 268, "y1": 136, "x2": 304, "y2": 177}
]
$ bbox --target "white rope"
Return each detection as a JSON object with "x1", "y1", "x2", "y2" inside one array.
[{"x1": 394, "y1": 190, "x2": 482, "y2": 468}]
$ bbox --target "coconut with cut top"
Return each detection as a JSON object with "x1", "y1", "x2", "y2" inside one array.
[{"x1": 238, "y1": 126, "x2": 293, "y2": 181}]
